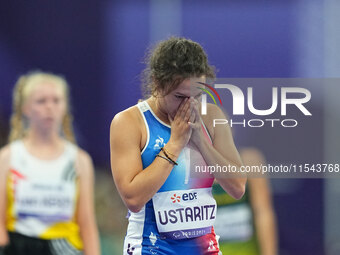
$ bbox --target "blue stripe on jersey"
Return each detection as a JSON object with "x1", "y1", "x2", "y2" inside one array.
[{"x1": 141, "y1": 110, "x2": 189, "y2": 192}]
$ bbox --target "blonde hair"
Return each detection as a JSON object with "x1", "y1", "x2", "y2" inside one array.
[{"x1": 9, "y1": 71, "x2": 76, "y2": 143}]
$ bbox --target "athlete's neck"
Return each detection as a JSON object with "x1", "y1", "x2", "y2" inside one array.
[
  {"x1": 147, "y1": 97, "x2": 171, "y2": 125},
  {"x1": 23, "y1": 129, "x2": 65, "y2": 160},
  {"x1": 24, "y1": 127, "x2": 64, "y2": 150}
]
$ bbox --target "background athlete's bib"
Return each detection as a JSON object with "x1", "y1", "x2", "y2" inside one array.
[
  {"x1": 214, "y1": 203, "x2": 253, "y2": 241},
  {"x1": 16, "y1": 179, "x2": 76, "y2": 223}
]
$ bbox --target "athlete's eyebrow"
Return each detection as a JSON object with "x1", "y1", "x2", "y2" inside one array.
[
  {"x1": 174, "y1": 92, "x2": 188, "y2": 96},
  {"x1": 175, "y1": 91, "x2": 203, "y2": 97}
]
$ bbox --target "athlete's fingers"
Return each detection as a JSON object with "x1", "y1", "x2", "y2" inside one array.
[
  {"x1": 183, "y1": 101, "x2": 193, "y2": 122},
  {"x1": 188, "y1": 109, "x2": 196, "y2": 125},
  {"x1": 184, "y1": 97, "x2": 196, "y2": 122},
  {"x1": 178, "y1": 98, "x2": 191, "y2": 121},
  {"x1": 196, "y1": 99, "x2": 202, "y2": 115},
  {"x1": 174, "y1": 98, "x2": 189, "y2": 120},
  {"x1": 192, "y1": 100, "x2": 201, "y2": 124}
]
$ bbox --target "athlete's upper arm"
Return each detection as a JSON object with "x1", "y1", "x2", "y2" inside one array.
[
  {"x1": 75, "y1": 149, "x2": 101, "y2": 255},
  {"x1": 207, "y1": 104, "x2": 242, "y2": 166},
  {"x1": 242, "y1": 148, "x2": 273, "y2": 213},
  {"x1": 76, "y1": 149, "x2": 96, "y2": 225},
  {"x1": 0, "y1": 145, "x2": 10, "y2": 242},
  {"x1": 110, "y1": 110, "x2": 144, "y2": 203}
]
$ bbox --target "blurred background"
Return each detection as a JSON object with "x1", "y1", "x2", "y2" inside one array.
[{"x1": 0, "y1": 0, "x2": 339, "y2": 254}]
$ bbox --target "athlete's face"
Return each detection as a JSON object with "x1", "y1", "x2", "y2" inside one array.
[
  {"x1": 159, "y1": 76, "x2": 206, "y2": 119},
  {"x1": 23, "y1": 81, "x2": 67, "y2": 132}
]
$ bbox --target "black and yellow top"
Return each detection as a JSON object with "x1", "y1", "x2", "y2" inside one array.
[{"x1": 6, "y1": 140, "x2": 83, "y2": 250}]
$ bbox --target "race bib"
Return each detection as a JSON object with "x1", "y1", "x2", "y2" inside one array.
[
  {"x1": 152, "y1": 188, "x2": 217, "y2": 239},
  {"x1": 15, "y1": 179, "x2": 76, "y2": 223},
  {"x1": 214, "y1": 203, "x2": 253, "y2": 241}
]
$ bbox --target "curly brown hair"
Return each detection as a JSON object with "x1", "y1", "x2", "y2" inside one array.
[{"x1": 142, "y1": 37, "x2": 215, "y2": 97}]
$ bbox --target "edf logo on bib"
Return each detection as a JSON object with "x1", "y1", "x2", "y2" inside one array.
[{"x1": 171, "y1": 192, "x2": 197, "y2": 203}]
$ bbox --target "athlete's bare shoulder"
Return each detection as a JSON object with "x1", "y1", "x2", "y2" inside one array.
[
  {"x1": 0, "y1": 144, "x2": 11, "y2": 162},
  {"x1": 110, "y1": 103, "x2": 145, "y2": 151},
  {"x1": 206, "y1": 103, "x2": 228, "y2": 119},
  {"x1": 201, "y1": 103, "x2": 228, "y2": 141},
  {"x1": 111, "y1": 104, "x2": 143, "y2": 129},
  {"x1": 74, "y1": 147, "x2": 94, "y2": 176},
  {"x1": 76, "y1": 148, "x2": 92, "y2": 166},
  {"x1": 239, "y1": 147, "x2": 266, "y2": 165},
  {"x1": 0, "y1": 144, "x2": 11, "y2": 174}
]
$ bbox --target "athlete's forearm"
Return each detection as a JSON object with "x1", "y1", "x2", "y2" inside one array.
[
  {"x1": 0, "y1": 153, "x2": 9, "y2": 247},
  {"x1": 196, "y1": 138, "x2": 246, "y2": 199},
  {"x1": 80, "y1": 220, "x2": 101, "y2": 255},
  {"x1": 255, "y1": 209, "x2": 278, "y2": 255},
  {"x1": 0, "y1": 225, "x2": 9, "y2": 247},
  {"x1": 123, "y1": 141, "x2": 182, "y2": 213}
]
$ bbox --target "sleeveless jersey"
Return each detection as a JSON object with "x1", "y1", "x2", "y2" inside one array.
[
  {"x1": 123, "y1": 101, "x2": 220, "y2": 255},
  {"x1": 6, "y1": 140, "x2": 83, "y2": 251}
]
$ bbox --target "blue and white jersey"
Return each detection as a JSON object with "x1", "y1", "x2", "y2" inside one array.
[{"x1": 123, "y1": 101, "x2": 220, "y2": 255}]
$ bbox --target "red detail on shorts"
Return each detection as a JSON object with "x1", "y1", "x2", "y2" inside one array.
[{"x1": 197, "y1": 227, "x2": 220, "y2": 255}]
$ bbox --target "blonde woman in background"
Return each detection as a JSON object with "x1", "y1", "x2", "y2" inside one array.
[
  {"x1": 213, "y1": 148, "x2": 278, "y2": 255},
  {"x1": 0, "y1": 71, "x2": 100, "y2": 255}
]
